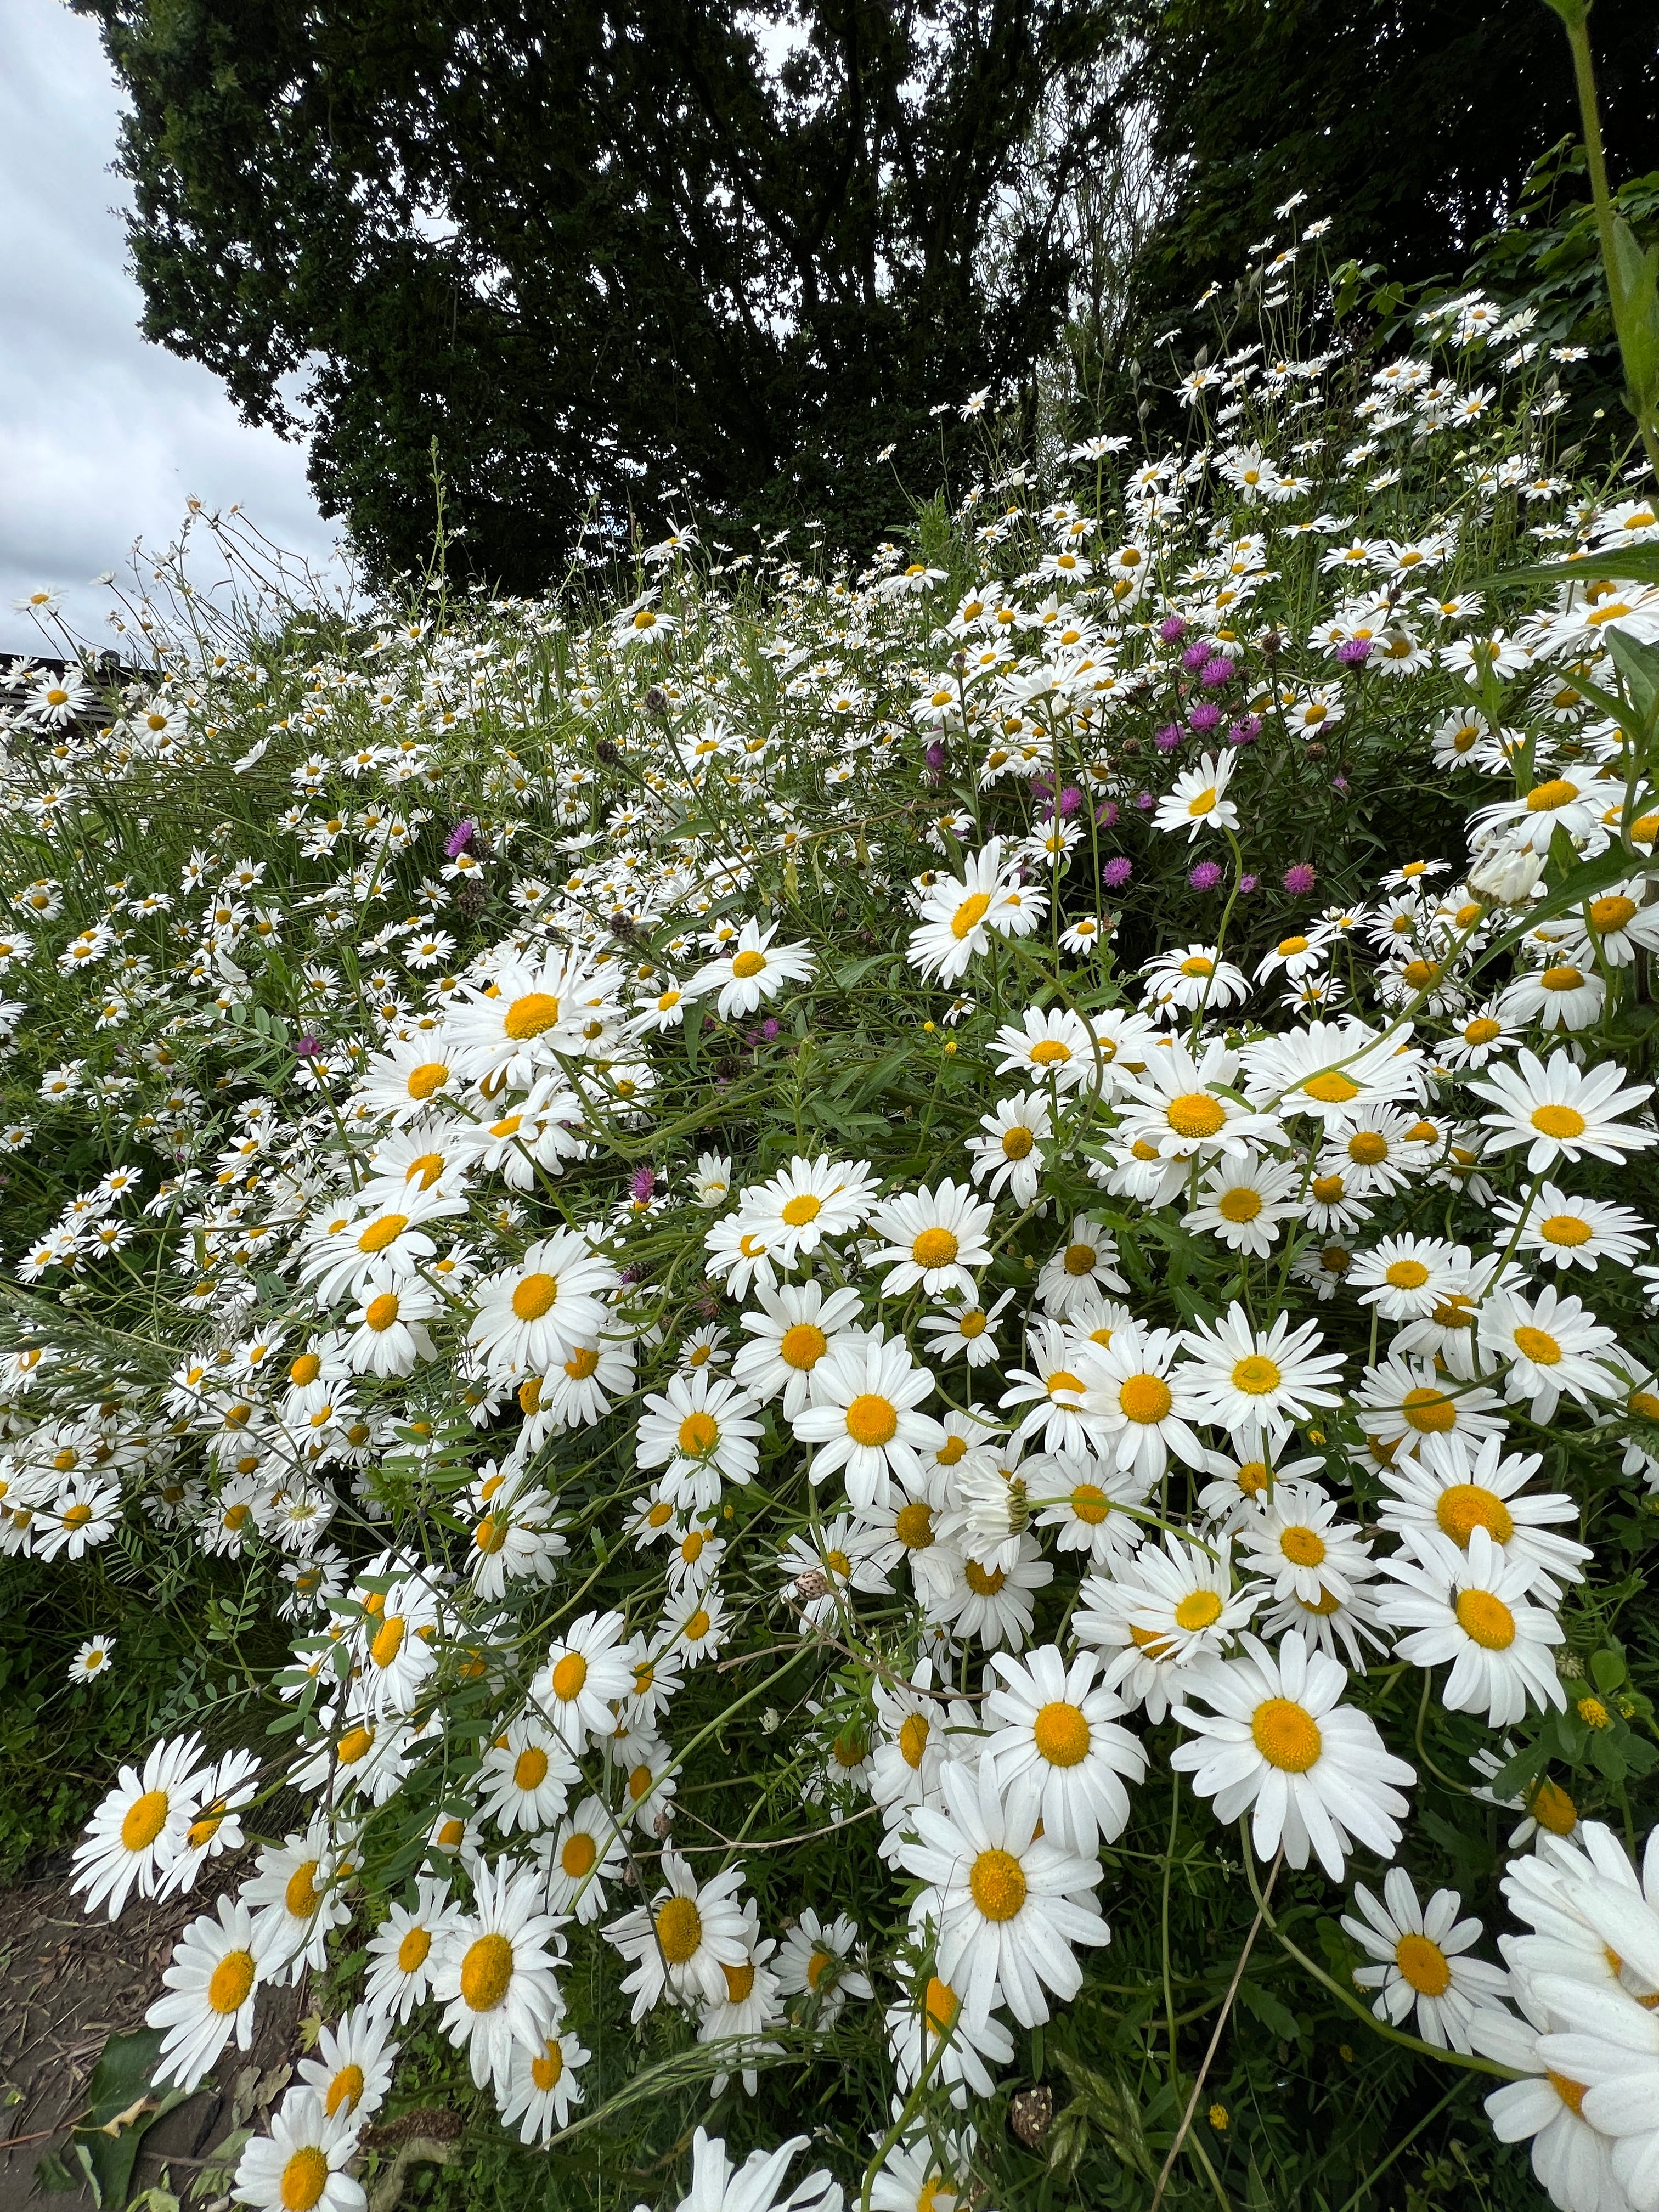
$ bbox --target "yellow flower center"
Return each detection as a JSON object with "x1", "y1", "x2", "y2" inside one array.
[
  {"x1": 779, "y1": 1322, "x2": 828, "y2": 1370},
  {"x1": 1511, "y1": 1325, "x2": 1561, "y2": 1365},
  {"x1": 475, "y1": 1513, "x2": 509, "y2": 1554},
  {"x1": 1280, "y1": 1526, "x2": 1325, "y2": 1567},
  {"x1": 405, "y1": 1062, "x2": 449, "y2": 1100},
  {"x1": 1401, "y1": 1385, "x2": 1456, "y2": 1433},
  {"x1": 912, "y1": 1227, "x2": 960, "y2": 1268},
  {"x1": 963, "y1": 1561, "x2": 1006, "y2": 1595},
  {"x1": 286, "y1": 1859, "x2": 323, "y2": 1916},
  {"x1": 1231, "y1": 1354, "x2": 1282, "y2": 1396},
  {"x1": 290, "y1": 1353, "x2": 322, "y2": 1386},
  {"x1": 562, "y1": 1831, "x2": 599, "y2": 1877},
  {"x1": 846, "y1": 1394, "x2": 899, "y2": 1447},
  {"x1": 504, "y1": 991, "x2": 561, "y2": 1039},
  {"x1": 512, "y1": 1746, "x2": 549, "y2": 1791},
  {"x1": 1070, "y1": 1483, "x2": 1109, "y2": 1524},
  {"x1": 1531, "y1": 1103, "x2": 1585, "y2": 1140},
  {"x1": 1346, "y1": 1131, "x2": 1387, "y2": 1165},
  {"x1": 398, "y1": 1926, "x2": 432, "y2": 1973},
  {"x1": 1251, "y1": 1697, "x2": 1322, "y2": 1771},
  {"x1": 1032, "y1": 1701, "x2": 1091, "y2": 1767},
  {"x1": 731, "y1": 949, "x2": 766, "y2": 978},
  {"x1": 1548, "y1": 2072, "x2": 1589, "y2": 2116},
  {"x1": 1531, "y1": 1779, "x2": 1578, "y2": 1836},
  {"x1": 1385, "y1": 1259, "x2": 1430, "y2": 1289},
  {"x1": 551, "y1": 1652, "x2": 589, "y2": 1701},
  {"x1": 325, "y1": 2064, "x2": 365, "y2": 2119},
  {"x1": 1001, "y1": 1126, "x2": 1035, "y2": 1159},
  {"x1": 120, "y1": 1790, "x2": 170, "y2": 1851},
  {"x1": 781, "y1": 1193, "x2": 822, "y2": 1226},
  {"x1": 461, "y1": 1932, "x2": 516, "y2": 2010},
  {"x1": 1455, "y1": 1589, "x2": 1516, "y2": 1649},
  {"x1": 208, "y1": 1948, "x2": 256, "y2": 2014},
  {"x1": 370, "y1": 1616, "x2": 405, "y2": 1669},
  {"x1": 1119, "y1": 1373, "x2": 1172, "y2": 1424},
  {"x1": 1218, "y1": 1187, "x2": 1262, "y2": 1222},
  {"x1": 1526, "y1": 778, "x2": 1579, "y2": 812},
  {"x1": 1541, "y1": 1214, "x2": 1592, "y2": 1247},
  {"x1": 895, "y1": 1502, "x2": 934, "y2": 1549},
  {"x1": 1063, "y1": 1241, "x2": 1098, "y2": 1276},
  {"x1": 900, "y1": 1713, "x2": 931, "y2": 1769},
  {"x1": 365, "y1": 1291, "x2": 401, "y2": 1331},
  {"x1": 1590, "y1": 894, "x2": 1638, "y2": 934},
  {"x1": 1167, "y1": 1093, "x2": 1225, "y2": 1138},
  {"x1": 512, "y1": 1272, "x2": 558, "y2": 1320},
  {"x1": 280, "y1": 2146, "x2": 331, "y2": 2210},
  {"x1": 683, "y1": 1608, "x2": 711, "y2": 1641},
  {"x1": 1437, "y1": 1483, "x2": 1514, "y2": 1545},
  {"x1": 1395, "y1": 1933, "x2": 1452, "y2": 1997},
  {"x1": 1175, "y1": 1589, "x2": 1223, "y2": 1632},
  {"x1": 532, "y1": 2042, "x2": 565, "y2": 2091},
  {"x1": 969, "y1": 1847, "x2": 1027, "y2": 1921},
  {"x1": 1180, "y1": 955, "x2": 1215, "y2": 977},
  {"x1": 951, "y1": 891, "x2": 992, "y2": 939},
  {"x1": 678, "y1": 1410, "x2": 720, "y2": 1455},
  {"x1": 958, "y1": 1308, "x2": 988, "y2": 1338},
  {"x1": 357, "y1": 1212, "x2": 408, "y2": 1252},
  {"x1": 656, "y1": 1894, "x2": 703, "y2": 1963}
]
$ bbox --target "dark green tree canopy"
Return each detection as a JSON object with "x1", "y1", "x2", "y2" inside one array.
[
  {"x1": 77, "y1": 0, "x2": 1125, "y2": 589},
  {"x1": 1127, "y1": 0, "x2": 1659, "y2": 325}
]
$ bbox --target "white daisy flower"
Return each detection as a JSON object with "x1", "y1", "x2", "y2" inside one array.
[
  {"x1": 1341, "y1": 1869, "x2": 1508, "y2": 2052},
  {"x1": 1468, "y1": 1047, "x2": 1655, "y2": 1175},
  {"x1": 232, "y1": 2090, "x2": 365, "y2": 2212},
  {"x1": 1376, "y1": 1432, "x2": 1590, "y2": 1598},
  {"x1": 792, "y1": 1333, "x2": 944, "y2": 1510},
  {"x1": 984, "y1": 1643, "x2": 1145, "y2": 1851},
  {"x1": 635, "y1": 1371, "x2": 764, "y2": 1511},
  {"x1": 433, "y1": 1858, "x2": 566, "y2": 2092},
  {"x1": 884, "y1": 1970, "x2": 1015, "y2": 2108},
  {"x1": 1074, "y1": 1533, "x2": 1258, "y2": 1721},
  {"x1": 605, "y1": 1849, "x2": 751, "y2": 2020},
  {"x1": 296, "y1": 2002, "x2": 398, "y2": 2123},
  {"x1": 539, "y1": 1797, "x2": 628, "y2": 1924},
  {"x1": 1378, "y1": 1526, "x2": 1566, "y2": 1728},
  {"x1": 1180, "y1": 1301, "x2": 1345, "y2": 1443},
  {"x1": 775, "y1": 1908, "x2": 873, "y2": 2027},
  {"x1": 467, "y1": 1232, "x2": 619, "y2": 1379},
  {"x1": 532, "y1": 1608, "x2": 635, "y2": 1751},
  {"x1": 991, "y1": 1005, "x2": 1101, "y2": 1092},
  {"x1": 478, "y1": 1719, "x2": 579, "y2": 1835},
  {"x1": 498, "y1": 2023, "x2": 590, "y2": 2142},
  {"x1": 1172, "y1": 1630, "x2": 1415, "y2": 1879},
  {"x1": 146, "y1": 1892, "x2": 274, "y2": 2091},
  {"x1": 898, "y1": 1747, "x2": 1108, "y2": 2028},
  {"x1": 364, "y1": 1876, "x2": 465, "y2": 2022},
  {"x1": 70, "y1": 1731, "x2": 208, "y2": 1916},
  {"x1": 966, "y1": 1091, "x2": 1052, "y2": 1203},
  {"x1": 866, "y1": 1180, "x2": 995, "y2": 1302},
  {"x1": 732, "y1": 1279, "x2": 864, "y2": 1417}
]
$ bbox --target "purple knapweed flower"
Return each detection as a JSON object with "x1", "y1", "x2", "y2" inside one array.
[
  {"x1": 630, "y1": 1166, "x2": 657, "y2": 1204},
  {"x1": 1181, "y1": 640, "x2": 1212, "y2": 673},
  {"x1": 1199, "y1": 657, "x2": 1233, "y2": 687},
  {"x1": 1102, "y1": 856, "x2": 1134, "y2": 889},
  {"x1": 1283, "y1": 862, "x2": 1318, "y2": 895},
  {"x1": 1238, "y1": 874, "x2": 1261, "y2": 894},
  {"x1": 1227, "y1": 716, "x2": 1262, "y2": 747},
  {"x1": 294, "y1": 1036, "x2": 320, "y2": 1058},
  {"x1": 1188, "y1": 860, "x2": 1223, "y2": 892},
  {"x1": 1336, "y1": 637, "x2": 1373, "y2": 665},
  {"x1": 1188, "y1": 702, "x2": 1223, "y2": 734},
  {"x1": 1154, "y1": 723, "x2": 1184, "y2": 753},
  {"x1": 1159, "y1": 616, "x2": 1188, "y2": 644},
  {"x1": 444, "y1": 819, "x2": 476, "y2": 858}
]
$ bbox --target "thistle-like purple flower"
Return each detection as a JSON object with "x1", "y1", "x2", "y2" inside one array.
[
  {"x1": 1188, "y1": 860, "x2": 1223, "y2": 892},
  {"x1": 444, "y1": 819, "x2": 477, "y2": 858},
  {"x1": 1102, "y1": 856, "x2": 1134, "y2": 889},
  {"x1": 1283, "y1": 862, "x2": 1318, "y2": 895}
]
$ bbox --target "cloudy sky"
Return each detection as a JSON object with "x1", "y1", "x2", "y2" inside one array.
[{"x1": 0, "y1": 0, "x2": 342, "y2": 656}]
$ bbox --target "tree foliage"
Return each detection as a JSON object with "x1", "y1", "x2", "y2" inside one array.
[
  {"x1": 1126, "y1": 0, "x2": 1659, "y2": 329},
  {"x1": 75, "y1": 0, "x2": 1126, "y2": 588}
]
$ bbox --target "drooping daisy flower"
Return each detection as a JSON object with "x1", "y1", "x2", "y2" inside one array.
[
  {"x1": 775, "y1": 1908, "x2": 874, "y2": 2028},
  {"x1": 1171, "y1": 1630, "x2": 1415, "y2": 1878},
  {"x1": 898, "y1": 1748, "x2": 1108, "y2": 2028},
  {"x1": 1340, "y1": 1869, "x2": 1509, "y2": 2052},
  {"x1": 1074, "y1": 1533, "x2": 1257, "y2": 1720},
  {"x1": 884, "y1": 1970, "x2": 1015, "y2": 2108}
]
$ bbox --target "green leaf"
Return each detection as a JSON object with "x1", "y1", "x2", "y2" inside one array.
[
  {"x1": 832, "y1": 952, "x2": 892, "y2": 991},
  {"x1": 61, "y1": 2027, "x2": 188, "y2": 2211},
  {"x1": 1592, "y1": 1646, "x2": 1628, "y2": 1695},
  {"x1": 1238, "y1": 1977, "x2": 1302, "y2": 2045},
  {"x1": 1607, "y1": 628, "x2": 1659, "y2": 727},
  {"x1": 1609, "y1": 213, "x2": 1659, "y2": 409},
  {"x1": 1477, "y1": 546, "x2": 1659, "y2": 591}
]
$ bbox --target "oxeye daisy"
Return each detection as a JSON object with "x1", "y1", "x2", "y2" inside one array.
[
  {"x1": 1378, "y1": 1432, "x2": 1590, "y2": 1597},
  {"x1": 247, "y1": 1824, "x2": 360, "y2": 1980},
  {"x1": 1378, "y1": 1527, "x2": 1566, "y2": 1728},
  {"x1": 1340, "y1": 1870, "x2": 1509, "y2": 2053},
  {"x1": 1496, "y1": 1183, "x2": 1651, "y2": 1272},
  {"x1": 665, "y1": 2130, "x2": 843, "y2": 2212},
  {"x1": 898, "y1": 1748, "x2": 1108, "y2": 2028},
  {"x1": 232, "y1": 2090, "x2": 365, "y2": 2212},
  {"x1": 868, "y1": 1657, "x2": 958, "y2": 1822},
  {"x1": 296, "y1": 2003, "x2": 397, "y2": 2124},
  {"x1": 1353, "y1": 1352, "x2": 1508, "y2": 1464},
  {"x1": 1075, "y1": 1322, "x2": 1206, "y2": 1479},
  {"x1": 1180, "y1": 1301, "x2": 1345, "y2": 1443},
  {"x1": 777, "y1": 1514, "x2": 886, "y2": 1627},
  {"x1": 636, "y1": 1370, "x2": 764, "y2": 1511},
  {"x1": 1234, "y1": 1481, "x2": 1373, "y2": 1610},
  {"x1": 448, "y1": 949, "x2": 617, "y2": 1086},
  {"x1": 433, "y1": 1858, "x2": 566, "y2": 2092},
  {"x1": 1183, "y1": 1147, "x2": 1302, "y2": 1255},
  {"x1": 1074, "y1": 1533, "x2": 1257, "y2": 1720},
  {"x1": 1031, "y1": 1452, "x2": 1151, "y2": 1567},
  {"x1": 1115, "y1": 1038, "x2": 1277, "y2": 1160},
  {"x1": 792, "y1": 1333, "x2": 944, "y2": 1510},
  {"x1": 1347, "y1": 1233, "x2": 1463, "y2": 1320},
  {"x1": 966, "y1": 1090, "x2": 1052, "y2": 1203},
  {"x1": 732, "y1": 1279, "x2": 864, "y2": 1416},
  {"x1": 1172, "y1": 1630, "x2": 1415, "y2": 1879},
  {"x1": 906, "y1": 839, "x2": 1036, "y2": 983},
  {"x1": 1152, "y1": 749, "x2": 1240, "y2": 839},
  {"x1": 69, "y1": 1633, "x2": 117, "y2": 1685},
  {"x1": 499, "y1": 2022, "x2": 591, "y2": 2143},
  {"x1": 867, "y1": 1180, "x2": 995, "y2": 1303},
  {"x1": 918, "y1": 1287, "x2": 1014, "y2": 1369},
  {"x1": 991, "y1": 1005, "x2": 1100, "y2": 1092},
  {"x1": 1468, "y1": 1046, "x2": 1656, "y2": 1173},
  {"x1": 1472, "y1": 1985, "x2": 1630, "y2": 2212},
  {"x1": 1476, "y1": 1284, "x2": 1621, "y2": 1422},
  {"x1": 70, "y1": 1730, "x2": 209, "y2": 1916},
  {"x1": 998, "y1": 1317, "x2": 1094, "y2": 1455},
  {"x1": 776, "y1": 1908, "x2": 873, "y2": 2028},
  {"x1": 742, "y1": 1153, "x2": 879, "y2": 1263},
  {"x1": 353, "y1": 1033, "x2": 461, "y2": 1125},
  {"x1": 532, "y1": 1608, "x2": 635, "y2": 1750},
  {"x1": 1240, "y1": 1015, "x2": 1423, "y2": 1125},
  {"x1": 478, "y1": 1719, "x2": 579, "y2": 1834},
  {"x1": 157, "y1": 1747, "x2": 262, "y2": 1899},
  {"x1": 467, "y1": 1232, "x2": 619, "y2": 1378},
  {"x1": 661, "y1": 1581, "x2": 732, "y2": 1664},
  {"x1": 935, "y1": 1531, "x2": 1053, "y2": 1652},
  {"x1": 884, "y1": 1970, "x2": 1015, "y2": 2108},
  {"x1": 703, "y1": 1216, "x2": 781, "y2": 1297},
  {"x1": 364, "y1": 1875, "x2": 464, "y2": 2021},
  {"x1": 146, "y1": 1892, "x2": 273, "y2": 2091},
  {"x1": 685, "y1": 919, "x2": 815, "y2": 1020},
  {"x1": 605, "y1": 1849, "x2": 752, "y2": 2020},
  {"x1": 539, "y1": 1796, "x2": 628, "y2": 1923},
  {"x1": 1035, "y1": 1216, "x2": 1127, "y2": 1316},
  {"x1": 984, "y1": 1643, "x2": 1145, "y2": 1851}
]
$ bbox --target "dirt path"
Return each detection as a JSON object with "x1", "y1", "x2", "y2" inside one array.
[{"x1": 0, "y1": 1863, "x2": 301, "y2": 2211}]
